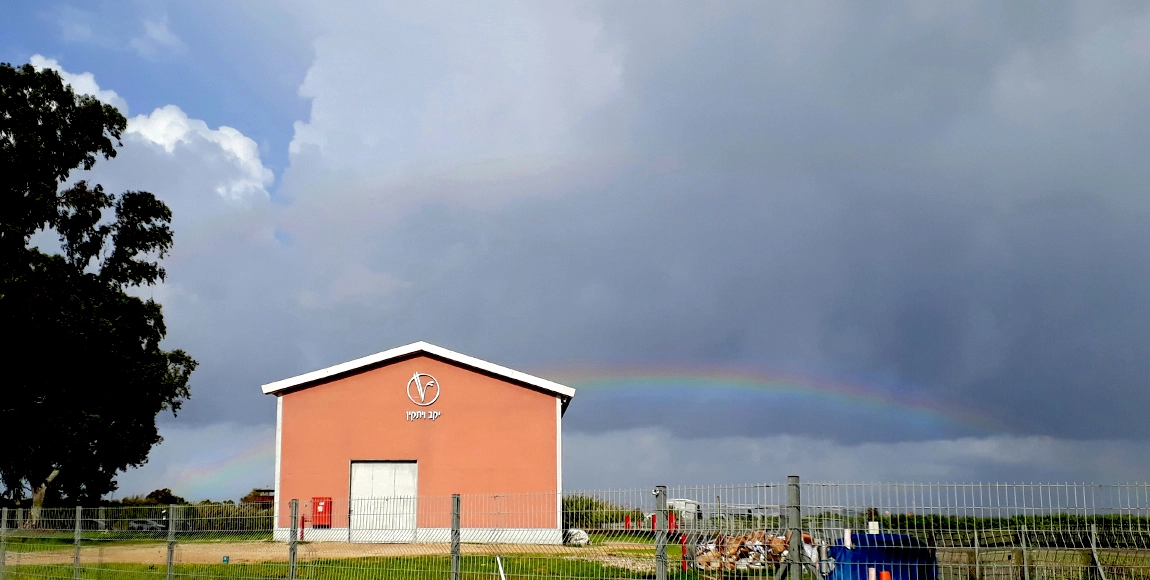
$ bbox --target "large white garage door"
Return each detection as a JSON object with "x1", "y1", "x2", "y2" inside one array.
[{"x1": 349, "y1": 461, "x2": 418, "y2": 543}]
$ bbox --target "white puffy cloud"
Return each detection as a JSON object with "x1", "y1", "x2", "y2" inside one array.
[
  {"x1": 27, "y1": 57, "x2": 272, "y2": 203},
  {"x1": 30, "y1": 54, "x2": 129, "y2": 113},
  {"x1": 126, "y1": 105, "x2": 274, "y2": 201}
]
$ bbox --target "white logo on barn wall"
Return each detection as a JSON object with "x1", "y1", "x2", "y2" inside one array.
[{"x1": 407, "y1": 372, "x2": 440, "y2": 406}]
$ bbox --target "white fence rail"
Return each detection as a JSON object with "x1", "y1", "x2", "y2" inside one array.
[{"x1": 2, "y1": 480, "x2": 1149, "y2": 580}]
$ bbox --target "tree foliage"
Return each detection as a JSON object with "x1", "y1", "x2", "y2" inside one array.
[
  {"x1": 0, "y1": 62, "x2": 196, "y2": 505},
  {"x1": 240, "y1": 488, "x2": 274, "y2": 504},
  {"x1": 562, "y1": 495, "x2": 644, "y2": 531},
  {"x1": 142, "y1": 488, "x2": 188, "y2": 505}
]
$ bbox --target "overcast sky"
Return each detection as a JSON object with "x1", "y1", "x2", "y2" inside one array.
[{"x1": 5, "y1": 1, "x2": 1150, "y2": 500}]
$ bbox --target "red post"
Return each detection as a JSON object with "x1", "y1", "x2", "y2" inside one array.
[
  {"x1": 681, "y1": 533, "x2": 688, "y2": 572},
  {"x1": 299, "y1": 515, "x2": 306, "y2": 540},
  {"x1": 652, "y1": 514, "x2": 656, "y2": 530},
  {"x1": 625, "y1": 515, "x2": 631, "y2": 530},
  {"x1": 670, "y1": 512, "x2": 677, "y2": 532}
]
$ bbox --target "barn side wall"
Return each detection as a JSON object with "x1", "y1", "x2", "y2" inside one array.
[{"x1": 275, "y1": 354, "x2": 559, "y2": 533}]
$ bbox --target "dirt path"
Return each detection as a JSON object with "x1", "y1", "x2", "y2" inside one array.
[{"x1": 6, "y1": 541, "x2": 654, "y2": 566}]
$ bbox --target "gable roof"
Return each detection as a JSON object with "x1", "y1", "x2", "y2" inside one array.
[{"x1": 260, "y1": 341, "x2": 576, "y2": 405}]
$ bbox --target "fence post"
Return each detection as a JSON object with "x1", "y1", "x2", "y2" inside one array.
[
  {"x1": 685, "y1": 502, "x2": 701, "y2": 571},
  {"x1": 451, "y1": 494, "x2": 461, "y2": 580},
  {"x1": 289, "y1": 500, "x2": 299, "y2": 580},
  {"x1": 73, "y1": 505, "x2": 82, "y2": 580},
  {"x1": 166, "y1": 505, "x2": 176, "y2": 580},
  {"x1": 716, "y1": 495, "x2": 722, "y2": 535},
  {"x1": 973, "y1": 527, "x2": 980, "y2": 580},
  {"x1": 1, "y1": 506, "x2": 8, "y2": 580},
  {"x1": 1090, "y1": 523, "x2": 1109, "y2": 580},
  {"x1": 787, "y1": 475, "x2": 803, "y2": 580},
  {"x1": 654, "y1": 486, "x2": 668, "y2": 580},
  {"x1": 1020, "y1": 524, "x2": 1029, "y2": 580}
]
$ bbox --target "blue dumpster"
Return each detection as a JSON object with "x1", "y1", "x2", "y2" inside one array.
[{"x1": 825, "y1": 532, "x2": 937, "y2": 580}]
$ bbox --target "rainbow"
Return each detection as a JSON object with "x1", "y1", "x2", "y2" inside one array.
[
  {"x1": 542, "y1": 364, "x2": 1001, "y2": 432},
  {"x1": 168, "y1": 436, "x2": 275, "y2": 500}
]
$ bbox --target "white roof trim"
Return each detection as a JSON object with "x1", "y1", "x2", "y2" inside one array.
[{"x1": 260, "y1": 341, "x2": 576, "y2": 399}]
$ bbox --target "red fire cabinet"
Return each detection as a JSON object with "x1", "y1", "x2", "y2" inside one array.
[{"x1": 312, "y1": 497, "x2": 332, "y2": 528}]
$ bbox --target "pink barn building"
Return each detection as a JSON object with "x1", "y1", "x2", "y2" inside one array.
[{"x1": 261, "y1": 341, "x2": 575, "y2": 543}]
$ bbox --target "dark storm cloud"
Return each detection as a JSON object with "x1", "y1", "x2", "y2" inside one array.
[
  {"x1": 128, "y1": 1, "x2": 1150, "y2": 449},
  {"x1": 320, "y1": 177, "x2": 1148, "y2": 441},
  {"x1": 164, "y1": 176, "x2": 1150, "y2": 443}
]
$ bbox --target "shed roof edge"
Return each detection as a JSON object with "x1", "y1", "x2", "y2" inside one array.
[{"x1": 260, "y1": 341, "x2": 576, "y2": 399}]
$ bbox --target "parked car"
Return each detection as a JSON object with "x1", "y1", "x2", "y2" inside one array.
[
  {"x1": 128, "y1": 519, "x2": 166, "y2": 531},
  {"x1": 79, "y1": 518, "x2": 107, "y2": 531}
]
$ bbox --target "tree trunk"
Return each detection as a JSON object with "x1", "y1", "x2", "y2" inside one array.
[{"x1": 27, "y1": 468, "x2": 60, "y2": 529}]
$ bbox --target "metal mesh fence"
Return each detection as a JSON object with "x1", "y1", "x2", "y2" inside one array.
[
  {"x1": 1, "y1": 481, "x2": 1149, "y2": 580},
  {"x1": 800, "y1": 483, "x2": 1150, "y2": 580}
]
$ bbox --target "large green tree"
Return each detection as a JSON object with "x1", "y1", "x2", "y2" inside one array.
[{"x1": 0, "y1": 62, "x2": 196, "y2": 506}]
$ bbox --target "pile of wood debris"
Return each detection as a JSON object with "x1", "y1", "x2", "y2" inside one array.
[{"x1": 694, "y1": 531, "x2": 821, "y2": 571}]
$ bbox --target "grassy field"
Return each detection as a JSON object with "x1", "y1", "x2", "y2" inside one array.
[
  {"x1": 1, "y1": 555, "x2": 655, "y2": 580},
  {"x1": 6, "y1": 554, "x2": 1150, "y2": 580},
  {"x1": 4, "y1": 538, "x2": 1150, "y2": 580}
]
